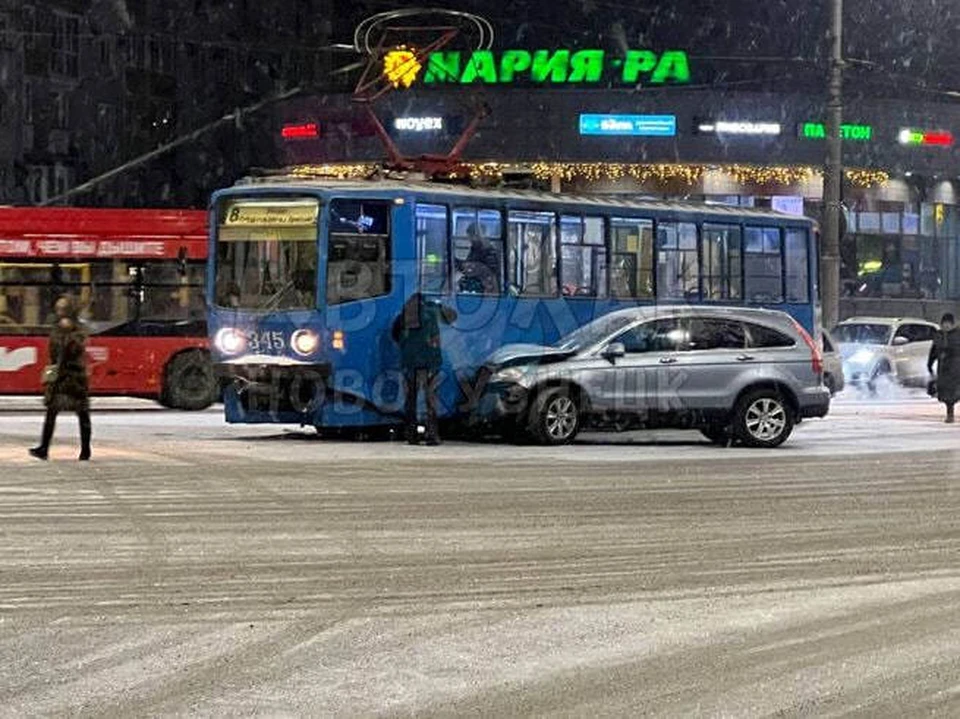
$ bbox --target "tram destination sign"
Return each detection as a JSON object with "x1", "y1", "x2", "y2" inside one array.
[{"x1": 385, "y1": 48, "x2": 691, "y2": 87}]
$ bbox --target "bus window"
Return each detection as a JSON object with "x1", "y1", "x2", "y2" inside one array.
[
  {"x1": 560, "y1": 215, "x2": 607, "y2": 297},
  {"x1": 453, "y1": 207, "x2": 502, "y2": 295},
  {"x1": 415, "y1": 204, "x2": 448, "y2": 294},
  {"x1": 507, "y1": 210, "x2": 557, "y2": 297},
  {"x1": 702, "y1": 224, "x2": 743, "y2": 300},
  {"x1": 744, "y1": 227, "x2": 784, "y2": 303},
  {"x1": 657, "y1": 221, "x2": 699, "y2": 301},
  {"x1": 138, "y1": 262, "x2": 207, "y2": 321},
  {"x1": 785, "y1": 228, "x2": 810, "y2": 302},
  {"x1": 610, "y1": 218, "x2": 654, "y2": 299},
  {"x1": 0, "y1": 262, "x2": 90, "y2": 333},
  {"x1": 325, "y1": 199, "x2": 390, "y2": 305}
]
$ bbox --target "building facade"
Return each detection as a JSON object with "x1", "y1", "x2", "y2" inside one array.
[
  {"x1": 276, "y1": 59, "x2": 960, "y2": 321},
  {"x1": 0, "y1": 0, "x2": 331, "y2": 207}
]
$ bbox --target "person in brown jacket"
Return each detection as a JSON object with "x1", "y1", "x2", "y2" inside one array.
[{"x1": 29, "y1": 295, "x2": 92, "y2": 460}]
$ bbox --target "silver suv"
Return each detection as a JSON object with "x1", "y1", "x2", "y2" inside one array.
[{"x1": 476, "y1": 306, "x2": 830, "y2": 447}]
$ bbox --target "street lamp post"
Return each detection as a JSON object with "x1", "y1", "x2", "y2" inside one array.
[{"x1": 822, "y1": 0, "x2": 844, "y2": 330}]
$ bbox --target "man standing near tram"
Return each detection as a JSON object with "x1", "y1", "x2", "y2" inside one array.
[{"x1": 391, "y1": 292, "x2": 458, "y2": 445}]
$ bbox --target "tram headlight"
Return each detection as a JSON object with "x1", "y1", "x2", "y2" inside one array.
[
  {"x1": 215, "y1": 327, "x2": 247, "y2": 355},
  {"x1": 291, "y1": 329, "x2": 320, "y2": 356}
]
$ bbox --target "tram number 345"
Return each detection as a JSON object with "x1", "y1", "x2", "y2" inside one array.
[{"x1": 247, "y1": 331, "x2": 285, "y2": 354}]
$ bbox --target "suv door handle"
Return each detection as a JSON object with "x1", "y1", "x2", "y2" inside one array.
[
  {"x1": 659, "y1": 356, "x2": 677, "y2": 364},
  {"x1": 736, "y1": 354, "x2": 755, "y2": 362}
]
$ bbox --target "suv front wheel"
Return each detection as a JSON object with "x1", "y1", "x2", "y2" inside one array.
[
  {"x1": 733, "y1": 389, "x2": 794, "y2": 448},
  {"x1": 529, "y1": 387, "x2": 581, "y2": 445}
]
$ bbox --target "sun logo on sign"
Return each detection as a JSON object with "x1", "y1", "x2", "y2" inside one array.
[{"x1": 383, "y1": 46, "x2": 421, "y2": 89}]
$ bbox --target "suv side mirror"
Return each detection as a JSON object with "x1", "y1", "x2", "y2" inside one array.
[
  {"x1": 602, "y1": 342, "x2": 626, "y2": 362},
  {"x1": 892, "y1": 335, "x2": 909, "y2": 346}
]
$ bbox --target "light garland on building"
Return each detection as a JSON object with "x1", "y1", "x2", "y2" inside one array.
[
  {"x1": 844, "y1": 169, "x2": 890, "y2": 187},
  {"x1": 288, "y1": 162, "x2": 890, "y2": 188},
  {"x1": 726, "y1": 164, "x2": 816, "y2": 186},
  {"x1": 289, "y1": 164, "x2": 377, "y2": 179}
]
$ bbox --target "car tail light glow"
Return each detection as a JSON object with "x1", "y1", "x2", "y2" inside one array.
[{"x1": 791, "y1": 319, "x2": 823, "y2": 375}]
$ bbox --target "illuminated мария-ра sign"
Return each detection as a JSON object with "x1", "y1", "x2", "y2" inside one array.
[{"x1": 390, "y1": 49, "x2": 690, "y2": 86}]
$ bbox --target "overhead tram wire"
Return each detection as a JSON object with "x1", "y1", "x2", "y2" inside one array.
[{"x1": 40, "y1": 86, "x2": 304, "y2": 207}]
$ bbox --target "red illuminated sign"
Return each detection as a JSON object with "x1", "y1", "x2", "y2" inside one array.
[
  {"x1": 281, "y1": 122, "x2": 320, "y2": 140},
  {"x1": 898, "y1": 128, "x2": 954, "y2": 147}
]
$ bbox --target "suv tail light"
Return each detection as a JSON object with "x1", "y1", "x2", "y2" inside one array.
[{"x1": 790, "y1": 318, "x2": 823, "y2": 375}]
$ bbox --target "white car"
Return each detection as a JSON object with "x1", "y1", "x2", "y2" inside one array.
[
  {"x1": 821, "y1": 328, "x2": 845, "y2": 395},
  {"x1": 832, "y1": 317, "x2": 939, "y2": 392}
]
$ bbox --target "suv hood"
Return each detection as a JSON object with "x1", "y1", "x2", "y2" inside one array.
[{"x1": 485, "y1": 343, "x2": 577, "y2": 368}]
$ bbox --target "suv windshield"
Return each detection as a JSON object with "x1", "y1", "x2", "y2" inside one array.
[
  {"x1": 831, "y1": 323, "x2": 892, "y2": 345},
  {"x1": 215, "y1": 198, "x2": 319, "y2": 311},
  {"x1": 556, "y1": 313, "x2": 637, "y2": 351}
]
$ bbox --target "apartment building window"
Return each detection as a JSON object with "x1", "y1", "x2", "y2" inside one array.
[
  {"x1": 52, "y1": 12, "x2": 80, "y2": 77},
  {"x1": 23, "y1": 81, "x2": 33, "y2": 124},
  {"x1": 53, "y1": 164, "x2": 72, "y2": 197},
  {"x1": 98, "y1": 37, "x2": 114, "y2": 72},
  {"x1": 96, "y1": 103, "x2": 116, "y2": 137},
  {"x1": 22, "y1": 6, "x2": 35, "y2": 49},
  {"x1": 53, "y1": 92, "x2": 68, "y2": 128}
]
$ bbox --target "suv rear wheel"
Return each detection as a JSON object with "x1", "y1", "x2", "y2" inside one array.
[
  {"x1": 529, "y1": 387, "x2": 580, "y2": 445},
  {"x1": 733, "y1": 389, "x2": 794, "y2": 448}
]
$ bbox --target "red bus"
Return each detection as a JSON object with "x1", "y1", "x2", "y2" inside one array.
[{"x1": 0, "y1": 207, "x2": 217, "y2": 409}]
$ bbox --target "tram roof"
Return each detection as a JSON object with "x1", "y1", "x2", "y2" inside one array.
[{"x1": 229, "y1": 176, "x2": 814, "y2": 225}]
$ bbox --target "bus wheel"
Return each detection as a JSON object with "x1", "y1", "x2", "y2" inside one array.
[{"x1": 162, "y1": 350, "x2": 217, "y2": 410}]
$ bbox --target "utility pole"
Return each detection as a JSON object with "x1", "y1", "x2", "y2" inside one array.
[{"x1": 822, "y1": 0, "x2": 844, "y2": 330}]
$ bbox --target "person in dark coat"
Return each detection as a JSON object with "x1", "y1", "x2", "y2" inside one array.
[
  {"x1": 456, "y1": 224, "x2": 500, "y2": 294},
  {"x1": 928, "y1": 312, "x2": 960, "y2": 423},
  {"x1": 29, "y1": 295, "x2": 92, "y2": 460},
  {"x1": 391, "y1": 292, "x2": 457, "y2": 445}
]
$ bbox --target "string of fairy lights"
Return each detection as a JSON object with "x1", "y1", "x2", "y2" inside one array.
[{"x1": 289, "y1": 161, "x2": 891, "y2": 188}]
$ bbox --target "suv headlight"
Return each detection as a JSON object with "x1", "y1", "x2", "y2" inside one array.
[
  {"x1": 847, "y1": 349, "x2": 875, "y2": 366},
  {"x1": 491, "y1": 366, "x2": 528, "y2": 383}
]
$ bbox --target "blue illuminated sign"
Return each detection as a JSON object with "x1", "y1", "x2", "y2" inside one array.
[{"x1": 579, "y1": 114, "x2": 677, "y2": 137}]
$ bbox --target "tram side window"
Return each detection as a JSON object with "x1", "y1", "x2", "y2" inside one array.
[
  {"x1": 507, "y1": 210, "x2": 558, "y2": 296},
  {"x1": 657, "y1": 221, "x2": 699, "y2": 301},
  {"x1": 785, "y1": 228, "x2": 810, "y2": 302},
  {"x1": 560, "y1": 216, "x2": 607, "y2": 297},
  {"x1": 416, "y1": 204, "x2": 448, "y2": 294},
  {"x1": 744, "y1": 227, "x2": 784, "y2": 303},
  {"x1": 702, "y1": 224, "x2": 743, "y2": 300},
  {"x1": 453, "y1": 207, "x2": 502, "y2": 295},
  {"x1": 610, "y1": 218, "x2": 654, "y2": 299},
  {"x1": 326, "y1": 199, "x2": 391, "y2": 305}
]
